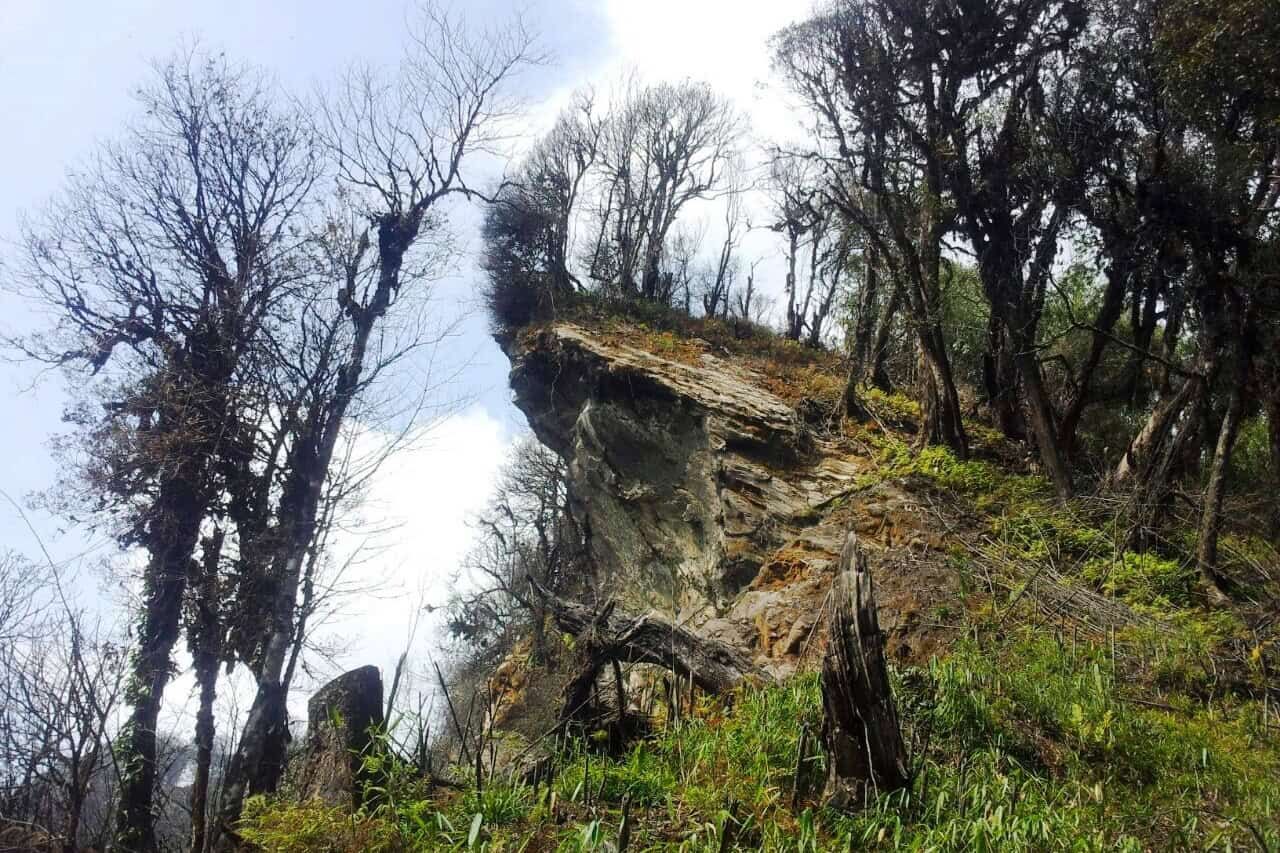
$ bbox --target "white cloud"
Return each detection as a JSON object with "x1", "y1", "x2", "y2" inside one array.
[
  {"x1": 311, "y1": 404, "x2": 515, "y2": 684},
  {"x1": 600, "y1": 0, "x2": 803, "y2": 136}
]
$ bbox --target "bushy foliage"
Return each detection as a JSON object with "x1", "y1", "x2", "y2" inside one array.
[
  {"x1": 480, "y1": 189, "x2": 567, "y2": 332},
  {"x1": 1082, "y1": 551, "x2": 1195, "y2": 608}
]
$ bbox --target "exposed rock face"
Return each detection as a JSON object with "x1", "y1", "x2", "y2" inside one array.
[
  {"x1": 290, "y1": 666, "x2": 383, "y2": 807},
  {"x1": 508, "y1": 323, "x2": 958, "y2": 679}
]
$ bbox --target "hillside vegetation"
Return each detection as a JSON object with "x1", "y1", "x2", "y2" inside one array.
[
  {"x1": 241, "y1": 308, "x2": 1280, "y2": 851},
  {"x1": 3, "y1": 0, "x2": 1276, "y2": 849}
]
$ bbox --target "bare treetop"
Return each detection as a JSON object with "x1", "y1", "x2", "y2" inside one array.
[
  {"x1": 320, "y1": 1, "x2": 545, "y2": 221},
  {"x1": 16, "y1": 49, "x2": 320, "y2": 374}
]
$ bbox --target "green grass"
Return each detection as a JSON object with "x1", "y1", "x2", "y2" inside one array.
[
  {"x1": 238, "y1": 629, "x2": 1279, "y2": 851},
  {"x1": 1081, "y1": 550, "x2": 1195, "y2": 608}
]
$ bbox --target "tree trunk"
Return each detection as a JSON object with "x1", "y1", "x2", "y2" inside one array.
[
  {"x1": 917, "y1": 326, "x2": 969, "y2": 458},
  {"x1": 530, "y1": 575, "x2": 765, "y2": 699},
  {"x1": 189, "y1": 529, "x2": 224, "y2": 853},
  {"x1": 1125, "y1": 399, "x2": 1199, "y2": 551},
  {"x1": 910, "y1": 181, "x2": 967, "y2": 458},
  {"x1": 821, "y1": 533, "x2": 910, "y2": 810},
  {"x1": 784, "y1": 231, "x2": 802, "y2": 341},
  {"x1": 188, "y1": 659, "x2": 218, "y2": 853},
  {"x1": 1109, "y1": 374, "x2": 1201, "y2": 490},
  {"x1": 1196, "y1": 364, "x2": 1247, "y2": 604},
  {"x1": 1118, "y1": 284, "x2": 1159, "y2": 404},
  {"x1": 214, "y1": 566, "x2": 302, "y2": 848},
  {"x1": 983, "y1": 312, "x2": 1025, "y2": 440},
  {"x1": 867, "y1": 283, "x2": 902, "y2": 392},
  {"x1": 1269, "y1": 393, "x2": 1280, "y2": 537},
  {"x1": 1010, "y1": 332, "x2": 1073, "y2": 500},
  {"x1": 115, "y1": 479, "x2": 204, "y2": 853},
  {"x1": 851, "y1": 246, "x2": 881, "y2": 380}
]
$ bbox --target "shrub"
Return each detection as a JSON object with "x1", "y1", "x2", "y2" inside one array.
[{"x1": 1082, "y1": 551, "x2": 1195, "y2": 607}]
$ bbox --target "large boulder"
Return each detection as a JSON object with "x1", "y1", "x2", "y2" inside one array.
[
  {"x1": 290, "y1": 666, "x2": 384, "y2": 808},
  {"x1": 506, "y1": 322, "x2": 959, "y2": 677}
]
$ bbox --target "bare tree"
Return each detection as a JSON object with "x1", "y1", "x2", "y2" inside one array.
[
  {"x1": 586, "y1": 79, "x2": 742, "y2": 302},
  {"x1": 664, "y1": 221, "x2": 708, "y2": 315},
  {"x1": 765, "y1": 154, "x2": 818, "y2": 341},
  {"x1": 700, "y1": 172, "x2": 747, "y2": 320},
  {"x1": 446, "y1": 437, "x2": 583, "y2": 666},
  {"x1": 0, "y1": 554, "x2": 127, "y2": 853},
  {"x1": 213, "y1": 6, "x2": 540, "y2": 842},
  {"x1": 801, "y1": 204, "x2": 853, "y2": 348},
  {"x1": 730, "y1": 259, "x2": 772, "y2": 326},
  {"x1": 12, "y1": 50, "x2": 320, "y2": 851}
]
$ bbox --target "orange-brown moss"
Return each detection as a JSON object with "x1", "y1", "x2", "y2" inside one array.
[{"x1": 749, "y1": 551, "x2": 815, "y2": 591}]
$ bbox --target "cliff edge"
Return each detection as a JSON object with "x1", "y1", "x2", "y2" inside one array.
[{"x1": 506, "y1": 321, "x2": 960, "y2": 678}]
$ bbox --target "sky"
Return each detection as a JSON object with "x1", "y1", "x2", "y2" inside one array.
[{"x1": 0, "y1": 0, "x2": 809, "y2": 720}]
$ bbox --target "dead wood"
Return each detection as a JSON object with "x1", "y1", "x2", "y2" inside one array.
[
  {"x1": 821, "y1": 533, "x2": 911, "y2": 809},
  {"x1": 528, "y1": 574, "x2": 767, "y2": 728}
]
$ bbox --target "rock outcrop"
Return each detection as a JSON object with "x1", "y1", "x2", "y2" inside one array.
[
  {"x1": 289, "y1": 666, "x2": 384, "y2": 808},
  {"x1": 508, "y1": 322, "x2": 959, "y2": 679}
]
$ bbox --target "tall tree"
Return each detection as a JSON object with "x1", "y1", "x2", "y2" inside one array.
[
  {"x1": 1155, "y1": 0, "x2": 1279, "y2": 597},
  {"x1": 213, "y1": 6, "x2": 539, "y2": 841},
  {"x1": 13, "y1": 53, "x2": 320, "y2": 851},
  {"x1": 773, "y1": 3, "x2": 969, "y2": 456},
  {"x1": 928, "y1": 0, "x2": 1087, "y2": 499}
]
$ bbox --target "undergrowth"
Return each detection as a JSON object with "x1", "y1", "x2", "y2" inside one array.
[
  {"x1": 853, "y1": 431, "x2": 1259, "y2": 655},
  {"x1": 238, "y1": 630, "x2": 1278, "y2": 851}
]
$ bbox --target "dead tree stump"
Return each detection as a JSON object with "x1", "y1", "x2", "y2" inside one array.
[
  {"x1": 290, "y1": 666, "x2": 384, "y2": 809},
  {"x1": 821, "y1": 533, "x2": 910, "y2": 809}
]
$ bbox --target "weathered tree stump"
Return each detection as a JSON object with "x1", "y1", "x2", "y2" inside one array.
[
  {"x1": 290, "y1": 666, "x2": 384, "y2": 808},
  {"x1": 821, "y1": 533, "x2": 910, "y2": 809}
]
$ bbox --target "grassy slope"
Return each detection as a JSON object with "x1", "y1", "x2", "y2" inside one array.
[{"x1": 242, "y1": 308, "x2": 1280, "y2": 851}]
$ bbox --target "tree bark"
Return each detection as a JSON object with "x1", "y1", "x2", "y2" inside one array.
[
  {"x1": 867, "y1": 282, "x2": 902, "y2": 392},
  {"x1": 1124, "y1": 397, "x2": 1199, "y2": 551},
  {"x1": 1269, "y1": 393, "x2": 1280, "y2": 537},
  {"x1": 821, "y1": 533, "x2": 910, "y2": 810},
  {"x1": 983, "y1": 313, "x2": 1025, "y2": 441},
  {"x1": 911, "y1": 188, "x2": 968, "y2": 458},
  {"x1": 1013, "y1": 338, "x2": 1074, "y2": 500},
  {"x1": 115, "y1": 477, "x2": 206, "y2": 853},
  {"x1": 917, "y1": 326, "x2": 969, "y2": 458},
  {"x1": 851, "y1": 246, "x2": 881, "y2": 381},
  {"x1": 1109, "y1": 374, "x2": 1202, "y2": 490},
  {"x1": 189, "y1": 529, "x2": 224, "y2": 853},
  {"x1": 1196, "y1": 355, "x2": 1248, "y2": 604},
  {"x1": 530, "y1": 576, "x2": 765, "y2": 700},
  {"x1": 784, "y1": 230, "x2": 802, "y2": 341},
  {"x1": 1117, "y1": 281, "x2": 1160, "y2": 404}
]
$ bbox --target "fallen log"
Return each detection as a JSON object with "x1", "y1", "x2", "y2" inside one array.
[
  {"x1": 821, "y1": 533, "x2": 911, "y2": 809},
  {"x1": 528, "y1": 574, "x2": 767, "y2": 725}
]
